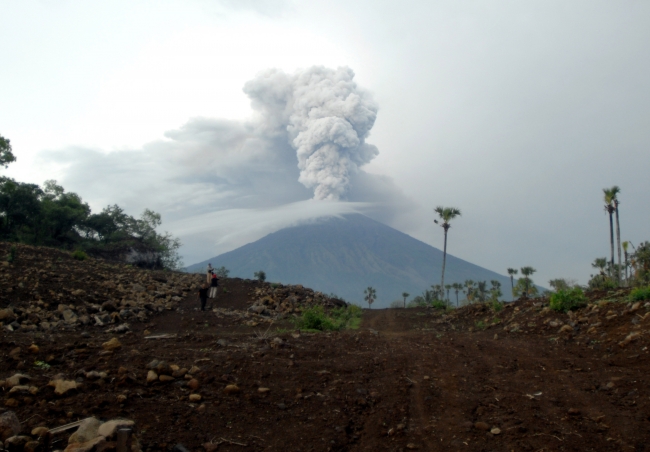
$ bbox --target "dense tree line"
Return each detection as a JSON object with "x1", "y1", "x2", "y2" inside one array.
[{"x1": 0, "y1": 134, "x2": 182, "y2": 270}]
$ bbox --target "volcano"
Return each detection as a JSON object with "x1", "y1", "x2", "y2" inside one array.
[{"x1": 185, "y1": 214, "x2": 516, "y2": 308}]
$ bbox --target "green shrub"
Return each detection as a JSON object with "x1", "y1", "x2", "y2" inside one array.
[
  {"x1": 254, "y1": 270, "x2": 266, "y2": 282},
  {"x1": 6, "y1": 246, "x2": 16, "y2": 263},
  {"x1": 72, "y1": 250, "x2": 88, "y2": 261},
  {"x1": 431, "y1": 300, "x2": 447, "y2": 310},
  {"x1": 549, "y1": 287, "x2": 587, "y2": 312},
  {"x1": 293, "y1": 305, "x2": 362, "y2": 331},
  {"x1": 630, "y1": 286, "x2": 650, "y2": 302},
  {"x1": 490, "y1": 300, "x2": 503, "y2": 312}
]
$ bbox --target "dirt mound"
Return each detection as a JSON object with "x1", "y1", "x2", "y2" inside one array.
[{"x1": 1, "y1": 243, "x2": 650, "y2": 451}]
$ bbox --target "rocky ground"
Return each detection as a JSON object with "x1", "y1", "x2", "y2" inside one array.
[{"x1": 1, "y1": 242, "x2": 650, "y2": 451}]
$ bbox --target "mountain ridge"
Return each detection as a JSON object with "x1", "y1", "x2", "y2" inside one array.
[{"x1": 185, "y1": 214, "x2": 520, "y2": 307}]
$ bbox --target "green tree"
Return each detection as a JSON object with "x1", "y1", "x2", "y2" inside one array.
[
  {"x1": 215, "y1": 266, "x2": 230, "y2": 278},
  {"x1": 434, "y1": 206, "x2": 461, "y2": 294},
  {"x1": 463, "y1": 279, "x2": 475, "y2": 303},
  {"x1": 452, "y1": 282, "x2": 462, "y2": 307},
  {"x1": 489, "y1": 280, "x2": 502, "y2": 301},
  {"x1": 476, "y1": 281, "x2": 487, "y2": 302},
  {"x1": 401, "y1": 292, "x2": 409, "y2": 308},
  {"x1": 520, "y1": 266, "x2": 537, "y2": 297},
  {"x1": 444, "y1": 284, "x2": 452, "y2": 305},
  {"x1": 613, "y1": 188, "x2": 623, "y2": 283},
  {"x1": 603, "y1": 186, "x2": 620, "y2": 281},
  {"x1": 254, "y1": 270, "x2": 266, "y2": 282},
  {"x1": 507, "y1": 268, "x2": 518, "y2": 298},
  {"x1": 0, "y1": 134, "x2": 16, "y2": 169},
  {"x1": 364, "y1": 286, "x2": 377, "y2": 309}
]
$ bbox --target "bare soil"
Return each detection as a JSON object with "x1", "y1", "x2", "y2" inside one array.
[{"x1": 1, "y1": 244, "x2": 650, "y2": 451}]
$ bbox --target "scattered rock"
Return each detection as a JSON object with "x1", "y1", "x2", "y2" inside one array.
[
  {"x1": 97, "y1": 419, "x2": 135, "y2": 438},
  {"x1": 49, "y1": 379, "x2": 78, "y2": 395},
  {"x1": 28, "y1": 344, "x2": 39, "y2": 354},
  {"x1": 159, "y1": 375, "x2": 175, "y2": 383},
  {"x1": 187, "y1": 379, "x2": 200, "y2": 390},
  {"x1": 68, "y1": 417, "x2": 101, "y2": 444},
  {"x1": 102, "y1": 337, "x2": 122, "y2": 351},
  {"x1": 559, "y1": 325, "x2": 573, "y2": 333},
  {"x1": 5, "y1": 374, "x2": 31, "y2": 388},
  {"x1": 146, "y1": 370, "x2": 159, "y2": 384},
  {"x1": 64, "y1": 435, "x2": 106, "y2": 452},
  {"x1": 568, "y1": 408, "x2": 581, "y2": 415},
  {"x1": 224, "y1": 384, "x2": 240, "y2": 395},
  {"x1": 31, "y1": 427, "x2": 49, "y2": 437},
  {"x1": 0, "y1": 411, "x2": 21, "y2": 441},
  {"x1": 474, "y1": 422, "x2": 490, "y2": 431},
  {"x1": 258, "y1": 387, "x2": 270, "y2": 393},
  {"x1": 490, "y1": 427, "x2": 501, "y2": 435},
  {"x1": 189, "y1": 394, "x2": 202, "y2": 402}
]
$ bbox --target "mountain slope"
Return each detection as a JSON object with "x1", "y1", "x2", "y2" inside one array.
[{"x1": 186, "y1": 214, "x2": 520, "y2": 307}]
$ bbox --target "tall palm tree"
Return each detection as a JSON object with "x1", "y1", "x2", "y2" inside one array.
[
  {"x1": 434, "y1": 206, "x2": 462, "y2": 294},
  {"x1": 452, "y1": 283, "x2": 461, "y2": 307},
  {"x1": 613, "y1": 188, "x2": 622, "y2": 283},
  {"x1": 623, "y1": 240, "x2": 630, "y2": 285},
  {"x1": 603, "y1": 186, "x2": 620, "y2": 281},
  {"x1": 520, "y1": 266, "x2": 536, "y2": 297},
  {"x1": 507, "y1": 268, "x2": 518, "y2": 299},
  {"x1": 364, "y1": 287, "x2": 376, "y2": 309},
  {"x1": 402, "y1": 292, "x2": 409, "y2": 308},
  {"x1": 444, "y1": 284, "x2": 452, "y2": 305},
  {"x1": 463, "y1": 279, "x2": 475, "y2": 303},
  {"x1": 477, "y1": 281, "x2": 487, "y2": 302}
]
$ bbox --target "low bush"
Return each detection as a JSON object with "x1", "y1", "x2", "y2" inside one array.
[
  {"x1": 293, "y1": 305, "x2": 362, "y2": 331},
  {"x1": 490, "y1": 300, "x2": 503, "y2": 312},
  {"x1": 6, "y1": 246, "x2": 16, "y2": 263},
  {"x1": 430, "y1": 300, "x2": 447, "y2": 310},
  {"x1": 630, "y1": 286, "x2": 650, "y2": 302},
  {"x1": 72, "y1": 250, "x2": 88, "y2": 261},
  {"x1": 549, "y1": 287, "x2": 587, "y2": 312}
]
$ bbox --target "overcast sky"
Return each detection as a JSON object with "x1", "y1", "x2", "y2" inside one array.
[{"x1": 2, "y1": 0, "x2": 649, "y2": 287}]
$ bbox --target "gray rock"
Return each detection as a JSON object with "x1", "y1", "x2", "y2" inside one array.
[
  {"x1": 62, "y1": 309, "x2": 78, "y2": 323},
  {"x1": 0, "y1": 411, "x2": 21, "y2": 440},
  {"x1": 68, "y1": 417, "x2": 101, "y2": 444}
]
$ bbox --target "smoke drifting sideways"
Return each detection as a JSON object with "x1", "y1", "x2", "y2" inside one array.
[
  {"x1": 244, "y1": 66, "x2": 379, "y2": 200},
  {"x1": 39, "y1": 66, "x2": 417, "y2": 264}
]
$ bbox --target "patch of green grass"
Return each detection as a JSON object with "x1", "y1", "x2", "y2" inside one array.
[
  {"x1": 34, "y1": 360, "x2": 50, "y2": 370},
  {"x1": 475, "y1": 320, "x2": 486, "y2": 330},
  {"x1": 72, "y1": 250, "x2": 88, "y2": 261},
  {"x1": 549, "y1": 287, "x2": 588, "y2": 312},
  {"x1": 630, "y1": 286, "x2": 650, "y2": 302},
  {"x1": 293, "y1": 305, "x2": 362, "y2": 331}
]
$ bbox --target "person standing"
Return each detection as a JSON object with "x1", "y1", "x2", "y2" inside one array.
[
  {"x1": 206, "y1": 263, "x2": 213, "y2": 284},
  {"x1": 198, "y1": 283, "x2": 209, "y2": 311},
  {"x1": 209, "y1": 271, "x2": 219, "y2": 299}
]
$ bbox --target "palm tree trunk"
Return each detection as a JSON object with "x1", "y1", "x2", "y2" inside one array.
[
  {"x1": 455, "y1": 290, "x2": 459, "y2": 307},
  {"x1": 510, "y1": 276, "x2": 514, "y2": 298},
  {"x1": 608, "y1": 211, "x2": 615, "y2": 278},
  {"x1": 441, "y1": 228, "x2": 448, "y2": 291},
  {"x1": 615, "y1": 206, "x2": 622, "y2": 284}
]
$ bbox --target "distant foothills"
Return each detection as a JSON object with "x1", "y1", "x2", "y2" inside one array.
[{"x1": 185, "y1": 214, "x2": 535, "y2": 308}]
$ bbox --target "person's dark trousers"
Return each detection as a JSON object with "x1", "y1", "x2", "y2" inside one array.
[{"x1": 200, "y1": 297, "x2": 207, "y2": 311}]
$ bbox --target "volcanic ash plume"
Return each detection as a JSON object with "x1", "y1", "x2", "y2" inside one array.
[{"x1": 244, "y1": 66, "x2": 379, "y2": 200}]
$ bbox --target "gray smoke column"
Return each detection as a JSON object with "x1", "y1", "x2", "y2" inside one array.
[{"x1": 244, "y1": 66, "x2": 379, "y2": 200}]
